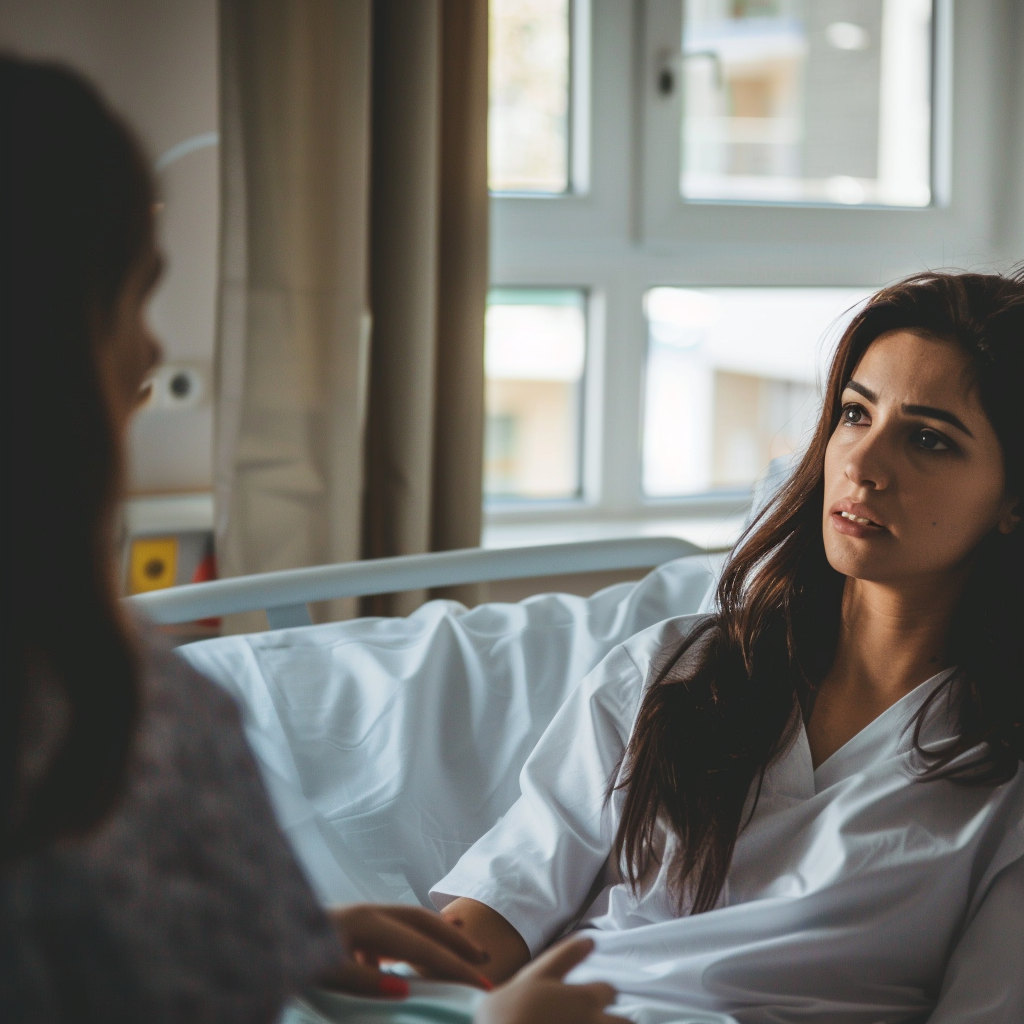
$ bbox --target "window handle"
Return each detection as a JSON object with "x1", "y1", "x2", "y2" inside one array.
[{"x1": 657, "y1": 49, "x2": 723, "y2": 96}]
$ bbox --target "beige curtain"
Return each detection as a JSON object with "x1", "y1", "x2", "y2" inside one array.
[{"x1": 215, "y1": 0, "x2": 488, "y2": 628}]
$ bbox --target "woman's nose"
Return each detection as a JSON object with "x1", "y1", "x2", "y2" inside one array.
[{"x1": 845, "y1": 431, "x2": 891, "y2": 491}]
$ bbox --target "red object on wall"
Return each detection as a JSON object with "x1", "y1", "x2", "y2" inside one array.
[{"x1": 191, "y1": 548, "x2": 221, "y2": 628}]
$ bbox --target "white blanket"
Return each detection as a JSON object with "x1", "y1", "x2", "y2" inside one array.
[{"x1": 179, "y1": 553, "x2": 723, "y2": 908}]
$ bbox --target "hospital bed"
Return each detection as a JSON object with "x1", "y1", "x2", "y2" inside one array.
[
  {"x1": 131, "y1": 536, "x2": 703, "y2": 629},
  {"x1": 126, "y1": 532, "x2": 725, "y2": 908},
  {"x1": 133, "y1": 448, "x2": 804, "y2": 628},
  {"x1": 127, "y1": 455, "x2": 807, "y2": 910}
]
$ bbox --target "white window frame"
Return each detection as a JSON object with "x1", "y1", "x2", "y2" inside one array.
[
  {"x1": 642, "y1": 0, "x2": 957, "y2": 243},
  {"x1": 485, "y1": 0, "x2": 1020, "y2": 544}
]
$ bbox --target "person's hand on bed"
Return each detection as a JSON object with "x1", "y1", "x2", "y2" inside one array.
[
  {"x1": 323, "y1": 903, "x2": 493, "y2": 997},
  {"x1": 477, "y1": 937, "x2": 619, "y2": 1024}
]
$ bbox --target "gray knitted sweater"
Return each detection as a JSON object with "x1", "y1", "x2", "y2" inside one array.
[{"x1": 0, "y1": 633, "x2": 342, "y2": 1023}]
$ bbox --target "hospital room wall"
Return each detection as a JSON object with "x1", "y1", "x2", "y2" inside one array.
[
  {"x1": 0, "y1": 0, "x2": 642, "y2": 616},
  {"x1": 0, "y1": 0, "x2": 219, "y2": 495},
  {"x1": 7, "y1": 0, "x2": 1024, "y2": 613}
]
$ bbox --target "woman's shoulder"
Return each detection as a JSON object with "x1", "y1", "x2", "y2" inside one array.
[
  {"x1": 117, "y1": 628, "x2": 328, "y2": 906},
  {"x1": 135, "y1": 628, "x2": 257, "y2": 774},
  {"x1": 618, "y1": 611, "x2": 714, "y2": 682},
  {"x1": 72, "y1": 627, "x2": 342, "y2": 1016},
  {"x1": 578, "y1": 613, "x2": 714, "y2": 726},
  {"x1": 128, "y1": 631, "x2": 293, "y2": 833}
]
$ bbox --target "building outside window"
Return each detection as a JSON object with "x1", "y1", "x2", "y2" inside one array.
[
  {"x1": 489, "y1": 0, "x2": 572, "y2": 194},
  {"x1": 485, "y1": 0, "x2": 1011, "y2": 547},
  {"x1": 681, "y1": 0, "x2": 932, "y2": 207},
  {"x1": 484, "y1": 288, "x2": 587, "y2": 501}
]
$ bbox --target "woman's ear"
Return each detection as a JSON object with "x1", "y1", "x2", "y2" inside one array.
[{"x1": 997, "y1": 497, "x2": 1021, "y2": 535}]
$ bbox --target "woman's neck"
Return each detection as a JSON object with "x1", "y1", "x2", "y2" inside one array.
[
  {"x1": 807, "y1": 574, "x2": 961, "y2": 768},
  {"x1": 830, "y1": 575, "x2": 959, "y2": 701}
]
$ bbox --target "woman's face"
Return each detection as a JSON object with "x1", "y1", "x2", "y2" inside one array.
[
  {"x1": 94, "y1": 245, "x2": 164, "y2": 437},
  {"x1": 822, "y1": 329, "x2": 1019, "y2": 587}
]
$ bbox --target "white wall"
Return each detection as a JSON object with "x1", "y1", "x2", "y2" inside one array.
[{"x1": 0, "y1": 0, "x2": 219, "y2": 493}]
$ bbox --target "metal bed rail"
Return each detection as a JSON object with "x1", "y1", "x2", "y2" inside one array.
[{"x1": 128, "y1": 536, "x2": 701, "y2": 629}]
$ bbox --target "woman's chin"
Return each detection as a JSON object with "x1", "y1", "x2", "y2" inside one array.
[{"x1": 823, "y1": 536, "x2": 899, "y2": 583}]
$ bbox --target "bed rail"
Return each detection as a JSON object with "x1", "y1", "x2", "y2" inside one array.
[{"x1": 128, "y1": 536, "x2": 701, "y2": 629}]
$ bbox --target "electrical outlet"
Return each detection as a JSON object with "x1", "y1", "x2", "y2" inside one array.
[{"x1": 139, "y1": 361, "x2": 210, "y2": 412}]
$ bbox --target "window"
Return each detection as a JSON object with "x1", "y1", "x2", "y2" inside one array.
[
  {"x1": 489, "y1": 0, "x2": 571, "y2": 194},
  {"x1": 681, "y1": 0, "x2": 933, "y2": 206},
  {"x1": 486, "y1": 1, "x2": 1010, "y2": 543},
  {"x1": 488, "y1": 0, "x2": 590, "y2": 196},
  {"x1": 484, "y1": 289, "x2": 587, "y2": 502},
  {"x1": 642, "y1": 288, "x2": 869, "y2": 496}
]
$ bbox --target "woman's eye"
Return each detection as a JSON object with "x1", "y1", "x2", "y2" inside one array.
[
  {"x1": 841, "y1": 404, "x2": 867, "y2": 425},
  {"x1": 913, "y1": 429, "x2": 950, "y2": 452}
]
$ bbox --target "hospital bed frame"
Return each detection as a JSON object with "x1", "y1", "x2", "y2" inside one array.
[{"x1": 128, "y1": 536, "x2": 701, "y2": 630}]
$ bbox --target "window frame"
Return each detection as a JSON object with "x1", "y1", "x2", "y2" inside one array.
[
  {"x1": 639, "y1": 0, "x2": 970, "y2": 259},
  {"x1": 485, "y1": 0, "x2": 1018, "y2": 538}
]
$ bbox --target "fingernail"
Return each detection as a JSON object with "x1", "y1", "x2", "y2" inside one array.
[
  {"x1": 476, "y1": 974, "x2": 493, "y2": 992},
  {"x1": 378, "y1": 976, "x2": 409, "y2": 999}
]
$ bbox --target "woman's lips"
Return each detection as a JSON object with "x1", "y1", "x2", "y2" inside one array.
[{"x1": 829, "y1": 501, "x2": 887, "y2": 538}]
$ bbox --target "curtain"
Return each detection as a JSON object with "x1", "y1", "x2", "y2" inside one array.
[{"x1": 215, "y1": 0, "x2": 488, "y2": 628}]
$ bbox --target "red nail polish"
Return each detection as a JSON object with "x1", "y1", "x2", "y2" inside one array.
[
  {"x1": 378, "y1": 976, "x2": 409, "y2": 998},
  {"x1": 477, "y1": 974, "x2": 494, "y2": 992}
]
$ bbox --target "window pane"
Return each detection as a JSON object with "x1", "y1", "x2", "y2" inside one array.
[
  {"x1": 681, "y1": 0, "x2": 932, "y2": 206},
  {"x1": 489, "y1": 0, "x2": 571, "y2": 194},
  {"x1": 485, "y1": 289, "x2": 586, "y2": 501},
  {"x1": 642, "y1": 287, "x2": 870, "y2": 496}
]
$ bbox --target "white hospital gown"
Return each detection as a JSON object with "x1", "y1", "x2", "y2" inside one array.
[{"x1": 431, "y1": 615, "x2": 1024, "y2": 1024}]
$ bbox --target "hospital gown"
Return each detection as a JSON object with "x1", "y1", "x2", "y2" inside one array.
[{"x1": 431, "y1": 615, "x2": 1024, "y2": 1024}]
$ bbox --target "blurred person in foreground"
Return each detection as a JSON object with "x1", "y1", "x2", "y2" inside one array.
[{"x1": 0, "y1": 53, "x2": 618, "y2": 1024}]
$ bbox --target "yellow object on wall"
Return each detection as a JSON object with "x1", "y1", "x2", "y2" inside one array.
[{"x1": 129, "y1": 537, "x2": 178, "y2": 594}]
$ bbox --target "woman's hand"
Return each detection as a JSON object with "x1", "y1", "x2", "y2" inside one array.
[
  {"x1": 324, "y1": 903, "x2": 492, "y2": 997},
  {"x1": 476, "y1": 937, "x2": 619, "y2": 1024}
]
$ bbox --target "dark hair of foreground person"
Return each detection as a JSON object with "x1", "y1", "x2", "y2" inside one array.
[{"x1": 0, "y1": 54, "x2": 155, "y2": 857}]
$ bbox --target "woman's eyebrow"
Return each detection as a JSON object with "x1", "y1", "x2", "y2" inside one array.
[
  {"x1": 901, "y1": 404, "x2": 974, "y2": 437},
  {"x1": 844, "y1": 379, "x2": 876, "y2": 402}
]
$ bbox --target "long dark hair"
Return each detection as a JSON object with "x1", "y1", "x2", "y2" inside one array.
[
  {"x1": 613, "y1": 271, "x2": 1024, "y2": 914},
  {"x1": 0, "y1": 55, "x2": 155, "y2": 855}
]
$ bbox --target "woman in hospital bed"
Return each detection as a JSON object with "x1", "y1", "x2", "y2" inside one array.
[
  {"x1": 0, "y1": 54, "x2": 618, "y2": 1024},
  {"x1": 435, "y1": 272, "x2": 1024, "y2": 1024}
]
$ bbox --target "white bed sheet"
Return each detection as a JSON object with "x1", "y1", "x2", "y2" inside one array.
[{"x1": 179, "y1": 553, "x2": 723, "y2": 908}]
